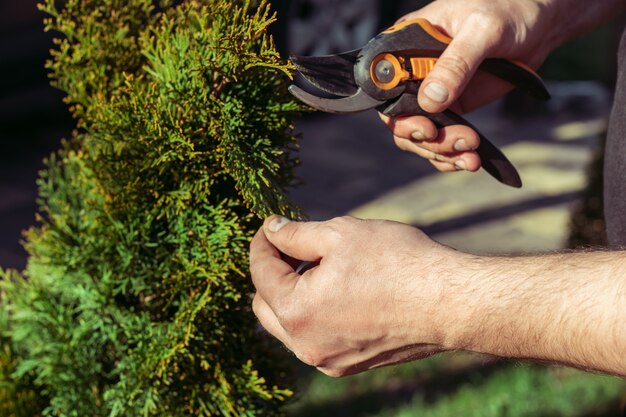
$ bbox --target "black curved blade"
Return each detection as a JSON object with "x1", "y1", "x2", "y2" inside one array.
[
  {"x1": 289, "y1": 85, "x2": 386, "y2": 114},
  {"x1": 290, "y1": 49, "x2": 360, "y2": 97},
  {"x1": 437, "y1": 110, "x2": 522, "y2": 187}
]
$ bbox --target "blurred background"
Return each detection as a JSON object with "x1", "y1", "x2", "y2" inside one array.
[
  {"x1": 0, "y1": 0, "x2": 72, "y2": 269},
  {"x1": 1, "y1": 0, "x2": 625, "y2": 415}
]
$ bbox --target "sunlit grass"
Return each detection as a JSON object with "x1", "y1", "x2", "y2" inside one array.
[{"x1": 286, "y1": 353, "x2": 625, "y2": 417}]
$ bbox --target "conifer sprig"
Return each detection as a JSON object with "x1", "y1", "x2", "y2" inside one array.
[{"x1": 1, "y1": 1, "x2": 300, "y2": 415}]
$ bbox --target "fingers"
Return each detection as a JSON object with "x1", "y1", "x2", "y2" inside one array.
[
  {"x1": 429, "y1": 156, "x2": 480, "y2": 173},
  {"x1": 380, "y1": 113, "x2": 479, "y2": 153},
  {"x1": 418, "y1": 20, "x2": 499, "y2": 114},
  {"x1": 394, "y1": 136, "x2": 481, "y2": 172},
  {"x1": 417, "y1": 124, "x2": 478, "y2": 155},
  {"x1": 381, "y1": 113, "x2": 482, "y2": 172},
  {"x1": 252, "y1": 294, "x2": 291, "y2": 346},
  {"x1": 261, "y1": 216, "x2": 336, "y2": 262},
  {"x1": 251, "y1": 216, "x2": 345, "y2": 318},
  {"x1": 379, "y1": 113, "x2": 438, "y2": 142},
  {"x1": 393, "y1": 135, "x2": 481, "y2": 172},
  {"x1": 249, "y1": 228, "x2": 298, "y2": 305}
]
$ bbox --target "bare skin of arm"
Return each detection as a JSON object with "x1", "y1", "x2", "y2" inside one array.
[
  {"x1": 250, "y1": 216, "x2": 626, "y2": 377},
  {"x1": 383, "y1": 0, "x2": 626, "y2": 172}
]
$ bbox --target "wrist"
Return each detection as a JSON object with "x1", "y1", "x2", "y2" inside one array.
[
  {"x1": 409, "y1": 250, "x2": 489, "y2": 352},
  {"x1": 435, "y1": 253, "x2": 495, "y2": 352},
  {"x1": 443, "y1": 254, "x2": 562, "y2": 359},
  {"x1": 397, "y1": 246, "x2": 476, "y2": 351}
]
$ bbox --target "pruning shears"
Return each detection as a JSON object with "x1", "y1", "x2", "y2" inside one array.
[{"x1": 288, "y1": 18, "x2": 551, "y2": 188}]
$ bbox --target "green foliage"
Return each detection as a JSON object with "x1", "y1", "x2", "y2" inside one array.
[
  {"x1": 387, "y1": 365, "x2": 624, "y2": 417},
  {"x1": 0, "y1": 0, "x2": 300, "y2": 415},
  {"x1": 0, "y1": 278, "x2": 46, "y2": 417}
]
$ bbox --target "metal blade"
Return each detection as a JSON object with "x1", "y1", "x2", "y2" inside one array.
[
  {"x1": 290, "y1": 50, "x2": 360, "y2": 97},
  {"x1": 289, "y1": 85, "x2": 386, "y2": 114}
]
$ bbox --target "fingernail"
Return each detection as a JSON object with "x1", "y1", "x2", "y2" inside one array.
[
  {"x1": 454, "y1": 159, "x2": 467, "y2": 171},
  {"x1": 411, "y1": 129, "x2": 426, "y2": 141},
  {"x1": 424, "y1": 82, "x2": 449, "y2": 103},
  {"x1": 268, "y1": 216, "x2": 290, "y2": 232},
  {"x1": 454, "y1": 138, "x2": 471, "y2": 152}
]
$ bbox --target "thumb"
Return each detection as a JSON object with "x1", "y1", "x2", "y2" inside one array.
[
  {"x1": 262, "y1": 216, "x2": 334, "y2": 262},
  {"x1": 418, "y1": 24, "x2": 492, "y2": 113}
]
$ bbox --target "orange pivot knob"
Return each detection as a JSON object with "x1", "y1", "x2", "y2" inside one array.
[{"x1": 370, "y1": 53, "x2": 410, "y2": 90}]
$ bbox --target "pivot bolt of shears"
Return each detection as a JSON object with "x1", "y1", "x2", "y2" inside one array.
[
  {"x1": 369, "y1": 53, "x2": 409, "y2": 90},
  {"x1": 370, "y1": 53, "x2": 439, "y2": 91},
  {"x1": 375, "y1": 59, "x2": 395, "y2": 84}
]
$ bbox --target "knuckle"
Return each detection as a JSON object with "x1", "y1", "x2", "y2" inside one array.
[
  {"x1": 414, "y1": 144, "x2": 437, "y2": 160},
  {"x1": 295, "y1": 348, "x2": 323, "y2": 367},
  {"x1": 282, "y1": 223, "x2": 300, "y2": 245},
  {"x1": 323, "y1": 216, "x2": 350, "y2": 246},
  {"x1": 248, "y1": 234, "x2": 261, "y2": 259},
  {"x1": 251, "y1": 295, "x2": 264, "y2": 317},
  {"x1": 277, "y1": 303, "x2": 307, "y2": 335},
  {"x1": 249, "y1": 258, "x2": 272, "y2": 286},
  {"x1": 333, "y1": 215, "x2": 356, "y2": 227},
  {"x1": 249, "y1": 262, "x2": 261, "y2": 283},
  {"x1": 422, "y1": 140, "x2": 445, "y2": 154},
  {"x1": 466, "y1": 10, "x2": 507, "y2": 49},
  {"x1": 488, "y1": 21, "x2": 506, "y2": 43},
  {"x1": 317, "y1": 366, "x2": 348, "y2": 378},
  {"x1": 251, "y1": 295, "x2": 259, "y2": 314},
  {"x1": 437, "y1": 53, "x2": 472, "y2": 83},
  {"x1": 469, "y1": 9, "x2": 497, "y2": 27}
]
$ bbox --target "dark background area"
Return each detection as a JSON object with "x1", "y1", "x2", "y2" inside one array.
[{"x1": 0, "y1": 0, "x2": 71, "y2": 270}]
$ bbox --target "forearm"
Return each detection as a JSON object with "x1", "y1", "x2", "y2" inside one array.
[
  {"x1": 448, "y1": 251, "x2": 625, "y2": 376},
  {"x1": 545, "y1": 0, "x2": 626, "y2": 47}
]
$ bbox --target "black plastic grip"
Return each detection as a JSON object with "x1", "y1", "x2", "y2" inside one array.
[{"x1": 356, "y1": 19, "x2": 550, "y2": 102}]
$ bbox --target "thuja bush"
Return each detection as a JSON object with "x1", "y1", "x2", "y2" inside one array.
[{"x1": 0, "y1": 0, "x2": 301, "y2": 415}]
